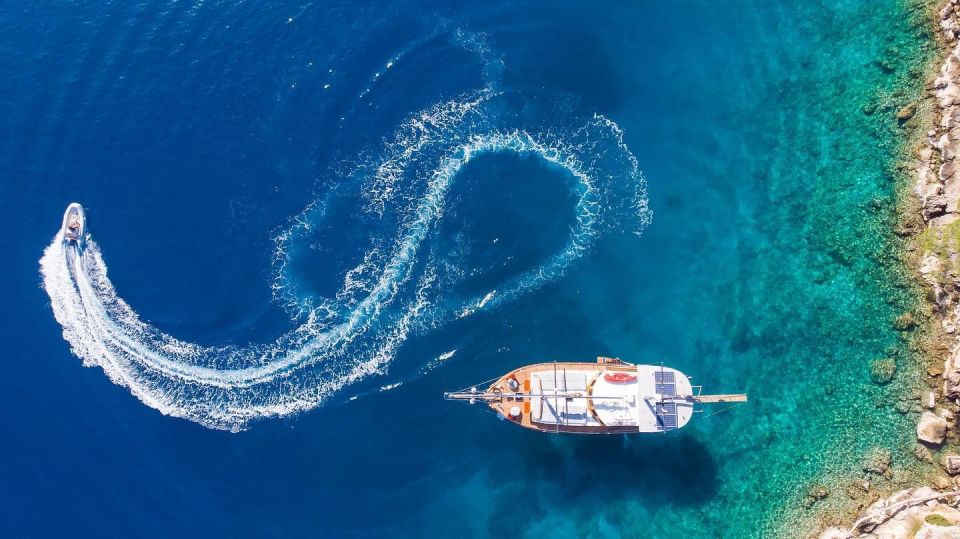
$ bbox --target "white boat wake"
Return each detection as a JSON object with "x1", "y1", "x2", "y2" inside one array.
[{"x1": 40, "y1": 91, "x2": 651, "y2": 431}]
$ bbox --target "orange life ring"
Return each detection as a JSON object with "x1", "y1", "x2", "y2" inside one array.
[{"x1": 604, "y1": 372, "x2": 637, "y2": 383}]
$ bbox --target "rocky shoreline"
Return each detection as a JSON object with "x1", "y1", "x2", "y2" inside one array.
[
  {"x1": 917, "y1": 0, "x2": 960, "y2": 401},
  {"x1": 817, "y1": 1, "x2": 960, "y2": 537},
  {"x1": 822, "y1": 487, "x2": 960, "y2": 538}
]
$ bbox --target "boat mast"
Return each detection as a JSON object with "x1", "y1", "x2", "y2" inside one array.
[
  {"x1": 555, "y1": 362, "x2": 561, "y2": 433},
  {"x1": 442, "y1": 390, "x2": 626, "y2": 402}
]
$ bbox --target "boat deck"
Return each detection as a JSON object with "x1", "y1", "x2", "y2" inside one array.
[
  {"x1": 444, "y1": 357, "x2": 747, "y2": 435},
  {"x1": 485, "y1": 358, "x2": 696, "y2": 434}
]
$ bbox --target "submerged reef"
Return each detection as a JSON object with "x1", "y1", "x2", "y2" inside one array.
[{"x1": 873, "y1": 358, "x2": 900, "y2": 385}]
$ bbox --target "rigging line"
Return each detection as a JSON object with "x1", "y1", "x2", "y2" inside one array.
[
  {"x1": 701, "y1": 403, "x2": 739, "y2": 420},
  {"x1": 452, "y1": 375, "x2": 501, "y2": 393}
]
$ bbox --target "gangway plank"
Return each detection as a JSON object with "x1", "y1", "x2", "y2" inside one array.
[{"x1": 690, "y1": 393, "x2": 747, "y2": 403}]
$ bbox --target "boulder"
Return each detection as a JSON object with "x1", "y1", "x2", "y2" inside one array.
[
  {"x1": 897, "y1": 103, "x2": 917, "y2": 123},
  {"x1": 893, "y1": 312, "x2": 917, "y2": 331},
  {"x1": 924, "y1": 195, "x2": 949, "y2": 219},
  {"x1": 918, "y1": 411, "x2": 948, "y2": 446},
  {"x1": 945, "y1": 455, "x2": 960, "y2": 475},
  {"x1": 942, "y1": 162, "x2": 957, "y2": 181},
  {"x1": 945, "y1": 371, "x2": 960, "y2": 399},
  {"x1": 945, "y1": 143, "x2": 957, "y2": 161}
]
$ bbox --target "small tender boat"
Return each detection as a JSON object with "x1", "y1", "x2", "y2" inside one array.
[
  {"x1": 604, "y1": 372, "x2": 637, "y2": 383},
  {"x1": 61, "y1": 203, "x2": 86, "y2": 246},
  {"x1": 444, "y1": 357, "x2": 747, "y2": 434}
]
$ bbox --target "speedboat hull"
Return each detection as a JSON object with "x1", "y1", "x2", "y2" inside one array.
[{"x1": 61, "y1": 203, "x2": 86, "y2": 246}]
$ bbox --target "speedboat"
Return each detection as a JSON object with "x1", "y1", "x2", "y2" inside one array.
[{"x1": 61, "y1": 203, "x2": 86, "y2": 246}]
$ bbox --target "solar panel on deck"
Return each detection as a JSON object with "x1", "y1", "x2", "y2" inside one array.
[
  {"x1": 655, "y1": 414, "x2": 678, "y2": 430},
  {"x1": 654, "y1": 371, "x2": 675, "y2": 384},
  {"x1": 654, "y1": 368, "x2": 680, "y2": 431},
  {"x1": 656, "y1": 402, "x2": 678, "y2": 431},
  {"x1": 658, "y1": 414, "x2": 678, "y2": 429},
  {"x1": 655, "y1": 383, "x2": 676, "y2": 395},
  {"x1": 656, "y1": 402, "x2": 677, "y2": 414},
  {"x1": 655, "y1": 371, "x2": 676, "y2": 396}
]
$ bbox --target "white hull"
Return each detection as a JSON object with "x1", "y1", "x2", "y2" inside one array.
[
  {"x1": 445, "y1": 357, "x2": 747, "y2": 434},
  {"x1": 61, "y1": 203, "x2": 86, "y2": 246}
]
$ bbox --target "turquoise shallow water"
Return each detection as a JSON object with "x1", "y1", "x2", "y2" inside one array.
[{"x1": 0, "y1": 0, "x2": 936, "y2": 537}]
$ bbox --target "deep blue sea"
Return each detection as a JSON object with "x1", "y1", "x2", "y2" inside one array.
[{"x1": 0, "y1": 1, "x2": 935, "y2": 537}]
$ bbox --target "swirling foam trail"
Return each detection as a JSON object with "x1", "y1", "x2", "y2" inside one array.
[{"x1": 40, "y1": 92, "x2": 651, "y2": 431}]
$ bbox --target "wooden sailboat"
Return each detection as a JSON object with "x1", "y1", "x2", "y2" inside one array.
[{"x1": 444, "y1": 357, "x2": 747, "y2": 434}]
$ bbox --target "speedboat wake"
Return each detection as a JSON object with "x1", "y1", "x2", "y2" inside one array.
[{"x1": 40, "y1": 92, "x2": 651, "y2": 431}]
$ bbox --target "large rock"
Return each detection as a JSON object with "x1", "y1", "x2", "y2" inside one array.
[
  {"x1": 919, "y1": 411, "x2": 948, "y2": 446},
  {"x1": 898, "y1": 103, "x2": 917, "y2": 123},
  {"x1": 924, "y1": 195, "x2": 950, "y2": 219},
  {"x1": 942, "y1": 161, "x2": 957, "y2": 181},
  {"x1": 945, "y1": 371, "x2": 960, "y2": 400},
  {"x1": 844, "y1": 487, "x2": 960, "y2": 539},
  {"x1": 943, "y1": 370, "x2": 960, "y2": 399},
  {"x1": 945, "y1": 455, "x2": 960, "y2": 475}
]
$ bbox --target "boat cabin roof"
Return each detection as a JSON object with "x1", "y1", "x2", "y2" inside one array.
[{"x1": 528, "y1": 365, "x2": 694, "y2": 432}]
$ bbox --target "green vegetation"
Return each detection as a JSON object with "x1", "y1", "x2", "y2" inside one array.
[
  {"x1": 947, "y1": 219, "x2": 960, "y2": 246},
  {"x1": 918, "y1": 226, "x2": 938, "y2": 255},
  {"x1": 925, "y1": 513, "x2": 952, "y2": 526},
  {"x1": 917, "y1": 220, "x2": 960, "y2": 278}
]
